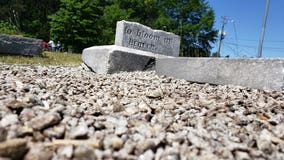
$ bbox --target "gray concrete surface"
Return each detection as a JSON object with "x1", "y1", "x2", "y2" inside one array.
[
  {"x1": 115, "y1": 20, "x2": 180, "y2": 57},
  {"x1": 156, "y1": 57, "x2": 284, "y2": 91},
  {"x1": 0, "y1": 34, "x2": 42, "y2": 56},
  {"x1": 82, "y1": 45, "x2": 170, "y2": 74}
]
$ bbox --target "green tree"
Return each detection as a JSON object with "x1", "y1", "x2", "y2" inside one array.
[
  {"x1": 49, "y1": 0, "x2": 217, "y2": 55},
  {"x1": 100, "y1": 0, "x2": 132, "y2": 44},
  {"x1": 49, "y1": 0, "x2": 160, "y2": 52},
  {"x1": 100, "y1": 0, "x2": 159, "y2": 44},
  {"x1": 49, "y1": 0, "x2": 104, "y2": 52},
  {"x1": 0, "y1": 0, "x2": 25, "y2": 32},
  {"x1": 0, "y1": 0, "x2": 60, "y2": 39},
  {"x1": 113, "y1": 0, "x2": 159, "y2": 27},
  {"x1": 155, "y1": 0, "x2": 217, "y2": 57},
  {"x1": 0, "y1": 21, "x2": 19, "y2": 34},
  {"x1": 19, "y1": 0, "x2": 60, "y2": 40}
]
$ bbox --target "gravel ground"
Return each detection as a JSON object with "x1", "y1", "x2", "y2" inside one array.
[{"x1": 0, "y1": 63, "x2": 284, "y2": 160}]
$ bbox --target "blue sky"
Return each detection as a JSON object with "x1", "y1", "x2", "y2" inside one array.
[{"x1": 207, "y1": 0, "x2": 284, "y2": 58}]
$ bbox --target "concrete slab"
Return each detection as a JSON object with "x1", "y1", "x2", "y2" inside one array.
[
  {"x1": 156, "y1": 57, "x2": 284, "y2": 91},
  {"x1": 82, "y1": 45, "x2": 170, "y2": 74}
]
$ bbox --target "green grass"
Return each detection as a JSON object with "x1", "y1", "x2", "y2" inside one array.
[{"x1": 0, "y1": 52, "x2": 82, "y2": 66}]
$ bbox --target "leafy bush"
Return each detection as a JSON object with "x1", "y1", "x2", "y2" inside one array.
[{"x1": 0, "y1": 21, "x2": 19, "y2": 34}]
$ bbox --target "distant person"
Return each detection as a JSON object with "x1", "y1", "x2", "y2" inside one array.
[
  {"x1": 42, "y1": 41, "x2": 47, "y2": 51},
  {"x1": 56, "y1": 41, "x2": 62, "y2": 52},
  {"x1": 48, "y1": 40, "x2": 56, "y2": 52}
]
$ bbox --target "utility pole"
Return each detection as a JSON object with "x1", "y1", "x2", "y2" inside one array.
[
  {"x1": 257, "y1": 0, "x2": 270, "y2": 58},
  {"x1": 217, "y1": 16, "x2": 228, "y2": 57}
]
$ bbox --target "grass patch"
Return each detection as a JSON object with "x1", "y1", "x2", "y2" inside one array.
[{"x1": 0, "y1": 52, "x2": 82, "y2": 66}]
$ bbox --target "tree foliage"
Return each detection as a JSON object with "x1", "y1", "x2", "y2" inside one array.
[
  {"x1": 100, "y1": 0, "x2": 159, "y2": 44},
  {"x1": 19, "y1": 0, "x2": 60, "y2": 39},
  {"x1": 155, "y1": 0, "x2": 217, "y2": 56},
  {"x1": 1, "y1": 0, "x2": 217, "y2": 56},
  {"x1": 49, "y1": 0, "x2": 104, "y2": 52},
  {"x1": 0, "y1": 0, "x2": 25, "y2": 32},
  {"x1": 0, "y1": 21, "x2": 19, "y2": 34},
  {"x1": 0, "y1": 0, "x2": 60, "y2": 39}
]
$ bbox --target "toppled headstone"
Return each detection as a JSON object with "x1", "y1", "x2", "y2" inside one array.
[
  {"x1": 0, "y1": 34, "x2": 42, "y2": 56},
  {"x1": 115, "y1": 20, "x2": 180, "y2": 57},
  {"x1": 82, "y1": 45, "x2": 168, "y2": 74}
]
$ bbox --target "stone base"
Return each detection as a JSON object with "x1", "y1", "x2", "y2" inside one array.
[
  {"x1": 0, "y1": 34, "x2": 42, "y2": 56},
  {"x1": 82, "y1": 45, "x2": 169, "y2": 74},
  {"x1": 156, "y1": 57, "x2": 284, "y2": 91}
]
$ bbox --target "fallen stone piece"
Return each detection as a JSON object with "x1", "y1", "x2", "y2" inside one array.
[
  {"x1": 0, "y1": 34, "x2": 42, "y2": 56},
  {"x1": 115, "y1": 20, "x2": 180, "y2": 57},
  {"x1": 82, "y1": 45, "x2": 170, "y2": 74},
  {"x1": 156, "y1": 57, "x2": 284, "y2": 91}
]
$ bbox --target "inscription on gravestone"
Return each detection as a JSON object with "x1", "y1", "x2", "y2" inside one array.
[{"x1": 115, "y1": 20, "x2": 180, "y2": 57}]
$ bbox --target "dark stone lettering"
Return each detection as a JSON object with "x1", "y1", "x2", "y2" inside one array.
[
  {"x1": 143, "y1": 33, "x2": 148, "y2": 39},
  {"x1": 164, "y1": 38, "x2": 172, "y2": 44},
  {"x1": 136, "y1": 30, "x2": 142, "y2": 37},
  {"x1": 126, "y1": 27, "x2": 132, "y2": 34},
  {"x1": 134, "y1": 41, "x2": 138, "y2": 46},
  {"x1": 128, "y1": 38, "x2": 157, "y2": 51},
  {"x1": 129, "y1": 38, "x2": 134, "y2": 45},
  {"x1": 154, "y1": 36, "x2": 160, "y2": 41}
]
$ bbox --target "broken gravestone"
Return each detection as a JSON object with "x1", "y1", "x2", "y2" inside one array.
[
  {"x1": 82, "y1": 20, "x2": 180, "y2": 74},
  {"x1": 0, "y1": 34, "x2": 43, "y2": 56}
]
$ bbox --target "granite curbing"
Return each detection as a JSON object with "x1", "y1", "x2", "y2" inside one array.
[{"x1": 156, "y1": 57, "x2": 284, "y2": 91}]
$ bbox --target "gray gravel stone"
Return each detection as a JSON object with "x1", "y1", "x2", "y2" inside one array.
[
  {"x1": 24, "y1": 143, "x2": 53, "y2": 160},
  {"x1": 67, "y1": 123, "x2": 89, "y2": 139},
  {"x1": 27, "y1": 112, "x2": 61, "y2": 130},
  {"x1": 0, "y1": 114, "x2": 18, "y2": 127},
  {"x1": 0, "y1": 138, "x2": 28, "y2": 160}
]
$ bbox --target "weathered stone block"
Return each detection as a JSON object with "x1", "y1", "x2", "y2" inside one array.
[
  {"x1": 0, "y1": 34, "x2": 42, "y2": 56},
  {"x1": 115, "y1": 20, "x2": 180, "y2": 57},
  {"x1": 156, "y1": 57, "x2": 284, "y2": 91},
  {"x1": 82, "y1": 45, "x2": 169, "y2": 74}
]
